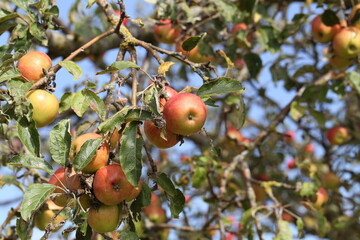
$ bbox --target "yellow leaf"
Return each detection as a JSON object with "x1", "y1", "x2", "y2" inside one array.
[
  {"x1": 158, "y1": 61, "x2": 175, "y2": 75},
  {"x1": 216, "y1": 50, "x2": 234, "y2": 69}
]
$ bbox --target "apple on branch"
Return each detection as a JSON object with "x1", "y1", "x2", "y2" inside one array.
[
  {"x1": 17, "y1": 51, "x2": 52, "y2": 82},
  {"x1": 163, "y1": 92, "x2": 207, "y2": 136}
]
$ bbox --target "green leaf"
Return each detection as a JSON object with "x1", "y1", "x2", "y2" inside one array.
[
  {"x1": 8, "y1": 154, "x2": 53, "y2": 175},
  {"x1": 29, "y1": 22, "x2": 48, "y2": 46},
  {"x1": 296, "y1": 218, "x2": 304, "y2": 238},
  {"x1": 59, "y1": 60, "x2": 82, "y2": 80},
  {"x1": 321, "y1": 9, "x2": 340, "y2": 26},
  {"x1": 225, "y1": 94, "x2": 247, "y2": 129},
  {"x1": 0, "y1": 9, "x2": 19, "y2": 23},
  {"x1": 10, "y1": 0, "x2": 29, "y2": 12},
  {"x1": 71, "y1": 90, "x2": 89, "y2": 117},
  {"x1": 118, "y1": 230, "x2": 139, "y2": 240},
  {"x1": 214, "y1": 1, "x2": 240, "y2": 22},
  {"x1": 299, "y1": 182, "x2": 317, "y2": 197},
  {"x1": 83, "y1": 90, "x2": 106, "y2": 120},
  {"x1": 49, "y1": 120, "x2": 71, "y2": 167},
  {"x1": 21, "y1": 183, "x2": 56, "y2": 221},
  {"x1": 244, "y1": 52, "x2": 262, "y2": 78},
  {"x1": 293, "y1": 65, "x2": 316, "y2": 79},
  {"x1": 125, "y1": 109, "x2": 153, "y2": 122},
  {"x1": 86, "y1": 0, "x2": 97, "y2": 8},
  {"x1": 309, "y1": 110, "x2": 326, "y2": 126},
  {"x1": 192, "y1": 167, "x2": 207, "y2": 188},
  {"x1": 17, "y1": 118, "x2": 40, "y2": 156},
  {"x1": 157, "y1": 173, "x2": 177, "y2": 197},
  {"x1": 258, "y1": 26, "x2": 281, "y2": 53},
  {"x1": 7, "y1": 79, "x2": 33, "y2": 98},
  {"x1": 16, "y1": 218, "x2": 29, "y2": 240},
  {"x1": 181, "y1": 33, "x2": 206, "y2": 51},
  {"x1": 197, "y1": 77, "x2": 244, "y2": 97},
  {"x1": 98, "y1": 107, "x2": 129, "y2": 133},
  {"x1": 274, "y1": 220, "x2": 293, "y2": 240},
  {"x1": 290, "y1": 101, "x2": 306, "y2": 120},
  {"x1": 73, "y1": 139, "x2": 102, "y2": 172},
  {"x1": 169, "y1": 189, "x2": 185, "y2": 218},
  {"x1": 347, "y1": 71, "x2": 360, "y2": 94},
  {"x1": 120, "y1": 121, "x2": 143, "y2": 186},
  {"x1": 0, "y1": 68, "x2": 21, "y2": 83},
  {"x1": 59, "y1": 92, "x2": 74, "y2": 113},
  {"x1": 96, "y1": 61, "x2": 140, "y2": 75},
  {"x1": 316, "y1": 212, "x2": 330, "y2": 237}
]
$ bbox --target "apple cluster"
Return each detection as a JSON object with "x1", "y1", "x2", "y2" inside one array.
[
  {"x1": 38, "y1": 132, "x2": 142, "y2": 233},
  {"x1": 311, "y1": 5, "x2": 360, "y2": 70},
  {"x1": 144, "y1": 85, "x2": 207, "y2": 149},
  {"x1": 17, "y1": 51, "x2": 59, "y2": 128},
  {"x1": 153, "y1": 19, "x2": 214, "y2": 63}
]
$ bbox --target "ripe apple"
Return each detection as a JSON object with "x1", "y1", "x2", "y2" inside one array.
[
  {"x1": 314, "y1": 187, "x2": 329, "y2": 208},
  {"x1": 329, "y1": 55, "x2": 353, "y2": 70},
  {"x1": 332, "y1": 27, "x2": 360, "y2": 58},
  {"x1": 349, "y1": 4, "x2": 360, "y2": 28},
  {"x1": 159, "y1": 86, "x2": 178, "y2": 111},
  {"x1": 287, "y1": 159, "x2": 296, "y2": 169},
  {"x1": 281, "y1": 211, "x2": 294, "y2": 223},
  {"x1": 34, "y1": 209, "x2": 64, "y2": 231},
  {"x1": 154, "y1": 19, "x2": 181, "y2": 44},
  {"x1": 114, "y1": 10, "x2": 128, "y2": 26},
  {"x1": 17, "y1": 51, "x2": 52, "y2": 82},
  {"x1": 71, "y1": 133, "x2": 109, "y2": 173},
  {"x1": 304, "y1": 143, "x2": 315, "y2": 154},
  {"x1": 283, "y1": 130, "x2": 295, "y2": 142},
  {"x1": 231, "y1": 23, "x2": 254, "y2": 47},
  {"x1": 48, "y1": 167, "x2": 81, "y2": 207},
  {"x1": 234, "y1": 58, "x2": 245, "y2": 68},
  {"x1": 144, "y1": 204, "x2": 166, "y2": 223},
  {"x1": 93, "y1": 164, "x2": 134, "y2": 205},
  {"x1": 176, "y1": 36, "x2": 215, "y2": 63},
  {"x1": 109, "y1": 128, "x2": 121, "y2": 151},
  {"x1": 125, "y1": 180, "x2": 142, "y2": 202},
  {"x1": 226, "y1": 123, "x2": 244, "y2": 143},
  {"x1": 163, "y1": 92, "x2": 207, "y2": 135},
  {"x1": 326, "y1": 126, "x2": 350, "y2": 145},
  {"x1": 144, "y1": 120, "x2": 179, "y2": 149},
  {"x1": 311, "y1": 15, "x2": 341, "y2": 43},
  {"x1": 87, "y1": 204, "x2": 120, "y2": 233},
  {"x1": 26, "y1": 90, "x2": 59, "y2": 128},
  {"x1": 321, "y1": 172, "x2": 341, "y2": 190}
]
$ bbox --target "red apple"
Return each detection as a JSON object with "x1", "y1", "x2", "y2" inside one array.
[
  {"x1": 159, "y1": 86, "x2": 178, "y2": 111},
  {"x1": 332, "y1": 27, "x2": 360, "y2": 58},
  {"x1": 71, "y1": 133, "x2": 109, "y2": 173},
  {"x1": 17, "y1": 51, "x2": 52, "y2": 82},
  {"x1": 281, "y1": 211, "x2": 294, "y2": 223},
  {"x1": 144, "y1": 205, "x2": 166, "y2": 223},
  {"x1": 88, "y1": 204, "x2": 120, "y2": 233},
  {"x1": 284, "y1": 130, "x2": 295, "y2": 142},
  {"x1": 48, "y1": 167, "x2": 81, "y2": 207},
  {"x1": 326, "y1": 126, "x2": 350, "y2": 145},
  {"x1": 304, "y1": 143, "x2": 315, "y2": 154},
  {"x1": 93, "y1": 164, "x2": 135, "y2": 205},
  {"x1": 287, "y1": 159, "x2": 296, "y2": 169},
  {"x1": 314, "y1": 187, "x2": 329, "y2": 208},
  {"x1": 176, "y1": 36, "x2": 215, "y2": 63},
  {"x1": 27, "y1": 90, "x2": 59, "y2": 128},
  {"x1": 163, "y1": 92, "x2": 207, "y2": 135},
  {"x1": 154, "y1": 19, "x2": 181, "y2": 44},
  {"x1": 144, "y1": 120, "x2": 179, "y2": 149},
  {"x1": 125, "y1": 180, "x2": 142, "y2": 202},
  {"x1": 226, "y1": 123, "x2": 244, "y2": 143},
  {"x1": 231, "y1": 23, "x2": 254, "y2": 47},
  {"x1": 114, "y1": 10, "x2": 128, "y2": 26},
  {"x1": 311, "y1": 15, "x2": 342, "y2": 43}
]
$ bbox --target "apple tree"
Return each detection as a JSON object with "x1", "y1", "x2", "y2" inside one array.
[{"x1": 0, "y1": 0, "x2": 359, "y2": 239}]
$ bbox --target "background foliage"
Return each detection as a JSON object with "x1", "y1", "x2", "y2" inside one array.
[{"x1": 0, "y1": 0, "x2": 359, "y2": 240}]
